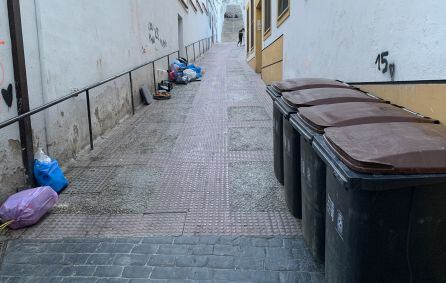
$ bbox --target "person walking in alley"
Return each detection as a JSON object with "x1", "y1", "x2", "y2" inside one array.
[{"x1": 237, "y1": 28, "x2": 245, "y2": 46}]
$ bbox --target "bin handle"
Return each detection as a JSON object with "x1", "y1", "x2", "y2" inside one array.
[
  {"x1": 266, "y1": 87, "x2": 278, "y2": 101},
  {"x1": 332, "y1": 168, "x2": 348, "y2": 187},
  {"x1": 313, "y1": 139, "x2": 349, "y2": 187},
  {"x1": 275, "y1": 100, "x2": 292, "y2": 117},
  {"x1": 290, "y1": 117, "x2": 312, "y2": 142}
]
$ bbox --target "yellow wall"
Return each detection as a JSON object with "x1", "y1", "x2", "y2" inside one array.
[
  {"x1": 245, "y1": 0, "x2": 284, "y2": 84},
  {"x1": 248, "y1": 56, "x2": 256, "y2": 70},
  {"x1": 357, "y1": 84, "x2": 446, "y2": 125},
  {"x1": 261, "y1": 36, "x2": 283, "y2": 84}
]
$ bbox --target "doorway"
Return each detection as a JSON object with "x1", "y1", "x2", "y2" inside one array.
[
  {"x1": 178, "y1": 15, "x2": 184, "y2": 57},
  {"x1": 255, "y1": 2, "x2": 262, "y2": 73}
]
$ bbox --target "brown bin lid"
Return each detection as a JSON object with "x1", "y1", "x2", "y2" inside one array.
[
  {"x1": 282, "y1": 88, "x2": 379, "y2": 109},
  {"x1": 300, "y1": 102, "x2": 436, "y2": 134},
  {"x1": 271, "y1": 78, "x2": 352, "y2": 92},
  {"x1": 324, "y1": 122, "x2": 446, "y2": 174}
]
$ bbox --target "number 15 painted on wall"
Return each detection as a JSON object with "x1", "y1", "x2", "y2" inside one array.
[{"x1": 375, "y1": 51, "x2": 396, "y2": 81}]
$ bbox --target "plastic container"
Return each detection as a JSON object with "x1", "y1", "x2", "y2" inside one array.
[
  {"x1": 266, "y1": 78, "x2": 355, "y2": 184},
  {"x1": 290, "y1": 102, "x2": 437, "y2": 263},
  {"x1": 280, "y1": 90, "x2": 382, "y2": 214},
  {"x1": 273, "y1": 100, "x2": 286, "y2": 184},
  {"x1": 313, "y1": 122, "x2": 446, "y2": 283},
  {"x1": 268, "y1": 77, "x2": 353, "y2": 97}
]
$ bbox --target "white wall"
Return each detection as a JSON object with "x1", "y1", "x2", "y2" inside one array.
[
  {"x1": 33, "y1": 0, "x2": 213, "y2": 158},
  {"x1": 264, "y1": 0, "x2": 446, "y2": 82},
  {"x1": 0, "y1": 0, "x2": 24, "y2": 200},
  {"x1": 0, "y1": 0, "x2": 213, "y2": 198}
]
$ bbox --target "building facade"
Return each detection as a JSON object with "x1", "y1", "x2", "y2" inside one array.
[
  {"x1": 245, "y1": 0, "x2": 446, "y2": 123},
  {"x1": 0, "y1": 0, "x2": 219, "y2": 201}
]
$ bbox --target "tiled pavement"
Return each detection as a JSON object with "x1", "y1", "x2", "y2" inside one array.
[
  {"x1": 0, "y1": 236, "x2": 323, "y2": 282},
  {"x1": 0, "y1": 43, "x2": 324, "y2": 282}
]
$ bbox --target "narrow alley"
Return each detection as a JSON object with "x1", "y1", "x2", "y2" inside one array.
[
  {"x1": 0, "y1": 44, "x2": 323, "y2": 282},
  {"x1": 2, "y1": 0, "x2": 446, "y2": 281}
]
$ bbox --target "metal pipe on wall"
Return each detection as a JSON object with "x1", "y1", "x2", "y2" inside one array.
[{"x1": 7, "y1": 0, "x2": 35, "y2": 185}]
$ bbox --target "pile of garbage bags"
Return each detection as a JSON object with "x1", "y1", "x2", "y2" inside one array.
[
  {"x1": 169, "y1": 58, "x2": 203, "y2": 85},
  {"x1": 0, "y1": 148, "x2": 68, "y2": 230}
]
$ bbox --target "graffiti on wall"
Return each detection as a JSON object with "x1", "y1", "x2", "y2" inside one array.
[
  {"x1": 147, "y1": 22, "x2": 167, "y2": 48},
  {"x1": 1, "y1": 84, "x2": 13, "y2": 108},
  {"x1": 375, "y1": 51, "x2": 396, "y2": 81}
]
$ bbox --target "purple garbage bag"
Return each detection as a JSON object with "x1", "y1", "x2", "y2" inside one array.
[{"x1": 0, "y1": 187, "x2": 58, "y2": 230}]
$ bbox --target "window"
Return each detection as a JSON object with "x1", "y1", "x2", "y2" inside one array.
[
  {"x1": 277, "y1": 0, "x2": 289, "y2": 26},
  {"x1": 278, "y1": 0, "x2": 289, "y2": 16},
  {"x1": 246, "y1": 6, "x2": 251, "y2": 50},
  {"x1": 250, "y1": 0, "x2": 254, "y2": 49},
  {"x1": 264, "y1": 0, "x2": 271, "y2": 34}
]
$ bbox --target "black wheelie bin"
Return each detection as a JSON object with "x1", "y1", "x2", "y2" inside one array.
[
  {"x1": 280, "y1": 89, "x2": 382, "y2": 218},
  {"x1": 266, "y1": 78, "x2": 354, "y2": 185},
  {"x1": 290, "y1": 102, "x2": 437, "y2": 263},
  {"x1": 313, "y1": 122, "x2": 446, "y2": 283}
]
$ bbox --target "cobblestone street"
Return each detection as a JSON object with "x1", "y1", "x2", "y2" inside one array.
[{"x1": 0, "y1": 44, "x2": 323, "y2": 282}]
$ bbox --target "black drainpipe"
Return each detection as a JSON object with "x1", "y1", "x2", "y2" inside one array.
[{"x1": 7, "y1": 0, "x2": 35, "y2": 186}]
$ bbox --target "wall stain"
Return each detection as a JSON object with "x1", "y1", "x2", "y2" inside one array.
[
  {"x1": 72, "y1": 124, "x2": 79, "y2": 151},
  {"x1": 8, "y1": 139, "x2": 21, "y2": 158},
  {"x1": 94, "y1": 106, "x2": 105, "y2": 129},
  {"x1": 97, "y1": 57, "x2": 103, "y2": 73}
]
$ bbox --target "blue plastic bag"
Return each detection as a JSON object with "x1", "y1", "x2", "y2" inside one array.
[
  {"x1": 173, "y1": 60, "x2": 187, "y2": 70},
  {"x1": 186, "y1": 64, "x2": 202, "y2": 78},
  {"x1": 34, "y1": 160, "x2": 69, "y2": 193}
]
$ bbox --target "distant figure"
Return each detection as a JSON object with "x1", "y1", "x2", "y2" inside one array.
[{"x1": 237, "y1": 28, "x2": 245, "y2": 46}]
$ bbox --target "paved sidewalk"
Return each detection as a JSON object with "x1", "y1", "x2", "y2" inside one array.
[
  {"x1": 0, "y1": 236, "x2": 323, "y2": 282},
  {"x1": 0, "y1": 44, "x2": 324, "y2": 282}
]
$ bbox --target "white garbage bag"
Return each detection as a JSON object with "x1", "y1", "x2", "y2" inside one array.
[{"x1": 183, "y1": 69, "x2": 197, "y2": 81}]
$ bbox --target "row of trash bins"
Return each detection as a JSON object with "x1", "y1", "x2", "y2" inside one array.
[{"x1": 267, "y1": 78, "x2": 446, "y2": 283}]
